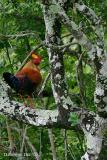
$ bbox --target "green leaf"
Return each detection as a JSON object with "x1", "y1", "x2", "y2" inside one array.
[{"x1": 68, "y1": 112, "x2": 79, "y2": 126}]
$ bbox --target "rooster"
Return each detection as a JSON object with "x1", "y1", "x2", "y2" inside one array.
[{"x1": 3, "y1": 53, "x2": 42, "y2": 108}]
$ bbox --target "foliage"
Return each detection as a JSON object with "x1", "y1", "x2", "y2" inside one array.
[
  {"x1": 68, "y1": 113, "x2": 79, "y2": 126},
  {"x1": 0, "y1": 0, "x2": 107, "y2": 159}
]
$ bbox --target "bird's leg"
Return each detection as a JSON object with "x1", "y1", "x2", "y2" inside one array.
[
  {"x1": 19, "y1": 94, "x2": 27, "y2": 108},
  {"x1": 27, "y1": 95, "x2": 34, "y2": 109},
  {"x1": 19, "y1": 94, "x2": 34, "y2": 110}
]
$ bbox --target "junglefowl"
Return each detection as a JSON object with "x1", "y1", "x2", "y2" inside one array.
[{"x1": 3, "y1": 53, "x2": 42, "y2": 107}]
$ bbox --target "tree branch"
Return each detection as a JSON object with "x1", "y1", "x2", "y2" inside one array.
[{"x1": 75, "y1": 0, "x2": 104, "y2": 40}]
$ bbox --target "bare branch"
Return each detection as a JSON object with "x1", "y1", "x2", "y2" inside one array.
[
  {"x1": 76, "y1": 48, "x2": 86, "y2": 108},
  {"x1": 6, "y1": 118, "x2": 16, "y2": 153},
  {"x1": 75, "y1": 0, "x2": 104, "y2": 41},
  {"x1": 0, "y1": 32, "x2": 39, "y2": 40},
  {"x1": 11, "y1": 127, "x2": 40, "y2": 160},
  {"x1": 48, "y1": 129, "x2": 57, "y2": 160},
  {"x1": 38, "y1": 72, "x2": 51, "y2": 96},
  {"x1": 20, "y1": 125, "x2": 27, "y2": 154}
]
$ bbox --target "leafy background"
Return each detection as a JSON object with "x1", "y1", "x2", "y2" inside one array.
[{"x1": 0, "y1": 0, "x2": 107, "y2": 159}]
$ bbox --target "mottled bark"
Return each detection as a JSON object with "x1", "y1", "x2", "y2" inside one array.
[
  {"x1": 75, "y1": 1, "x2": 107, "y2": 118},
  {"x1": 81, "y1": 113, "x2": 105, "y2": 160},
  {"x1": 0, "y1": 80, "x2": 81, "y2": 129},
  {"x1": 0, "y1": 81, "x2": 59, "y2": 127},
  {"x1": 0, "y1": 1, "x2": 107, "y2": 160},
  {"x1": 41, "y1": 0, "x2": 74, "y2": 123}
]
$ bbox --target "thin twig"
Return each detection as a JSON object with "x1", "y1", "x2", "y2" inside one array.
[
  {"x1": 38, "y1": 72, "x2": 51, "y2": 96},
  {"x1": 68, "y1": 144, "x2": 76, "y2": 160},
  {"x1": 76, "y1": 47, "x2": 86, "y2": 108},
  {"x1": 20, "y1": 125, "x2": 27, "y2": 154},
  {"x1": 39, "y1": 76, "x2": 57, "y2": 160},
  {"x1": 0, "y1": 32, "x2": 38, "y2": 40},
  {"x1": 63, "y1": 129, "x2": 68, "y2": 160},
  {"x1": 48, "y1": 129, "x2": 57, "y2": 160},
  {"x1": 6, "y1": 118, "x2": 16, "y2": 153},
  {"x1": 0, "y1": 31, "x2": 72, "y2": 40},
  {"x1": 61, "y1": 33, "x2": 73, "y2": 39},
  {"x1": 11, "y1": 127, "x2": 40, "y2": 160},
  {"x1": 5, "y1": 42, "x2": 14, "y2": 72},
  {"x1": 39, "y1": 128, "x2": 43, "y2": 160},
  {"x1": 25, "y1": 136, "x2": 40, "y2": 160}
]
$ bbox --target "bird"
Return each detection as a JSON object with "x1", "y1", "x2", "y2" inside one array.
[{"x1": 3, "y1": 52, "x2": 42, "y2": 108}]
